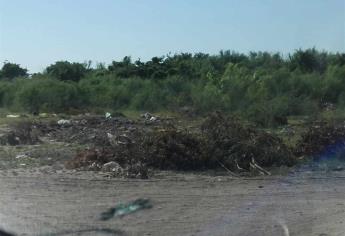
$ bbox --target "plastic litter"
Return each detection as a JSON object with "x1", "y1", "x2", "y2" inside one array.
[
  {"x1": 100, "y1": 198, "x2": 152, "y2": 220},
  {"x1": 141, "y1": 112, "x2": 158, "y2": 122},
  {"x1": 102, "y1": 161, "x2": 123, "y2": 173},
  {"x1": 149, "y1": 116, "x2": 157, "y2": 122},
  {"x1": 57, "y1": 119, "x2": 71, "y2": 126},
  {"x1": 105, "y1": 112, "x2": 112, "y2": 119},
  {"x1": 6, "y1": 115, "x2": 20, "y2": 118},
  {"x1": 15, "y1": 154, "x2": 30, "y2": 159},
  {"x1": 141, "y1": 112, "x2": 152, "y2": 120}
]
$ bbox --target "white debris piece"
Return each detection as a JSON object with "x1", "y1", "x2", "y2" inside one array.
[
  {"x1": 102, "y1": 161, "x2": 123, "y2": 173},
  {"x1": 15, "y1": 154, "x2": 30, "y2": 159},
  {"x1": 57, "y1": 119, "x2": 71, "y2": 125},
  {"x1": 6, "y1": 114, "x2": 20, "y2": 118},
  {"x1": 105, "y1": 112, "x2": 112, "y2": 119},
  {"x1": 89, "y1": 162, "x2": 102, "y2": 171},
  {"x1": 141, "y1": 112, "x2": 159, "y2": 122},
  {"x1": 141, "y1": 112, "x2": 152, "y2": 120},
  {"x1": 149, "y1": 116, "x2": 157, "y2": 122}
]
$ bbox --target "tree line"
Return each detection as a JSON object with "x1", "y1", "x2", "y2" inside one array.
[{"x1": 0, "y1": 48, "x2": 345, "y2": 126}]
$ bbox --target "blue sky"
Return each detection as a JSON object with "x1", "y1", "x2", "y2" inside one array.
[{"x1": 0, "y1": 0, "x2": 344, "y2": 73}]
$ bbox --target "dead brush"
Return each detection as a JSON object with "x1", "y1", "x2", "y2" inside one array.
[
  {"x1": 294, "y1": 121, "x2": 345, "y2": 157},
  {"x1": 65, "y1": 112, "x2": 297, "y2": 177},
  {"x1": 3, "y1": 120, "x2": 41, "y2": 145},
  {"x1": 201, "y1": 112, "x2": 296, "y2": 173},
  {"x1": 64, "y1": 148, "x2": 114, "y2": 169},
  {"x1": 141, "y1": 125, "x2": 206, "y2": 170}
]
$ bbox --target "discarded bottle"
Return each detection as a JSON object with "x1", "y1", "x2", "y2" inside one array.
[{"x1": 100, "y1": 198, "x2": 152, "y2": 221}]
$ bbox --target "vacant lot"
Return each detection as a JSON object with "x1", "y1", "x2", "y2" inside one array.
[
  {"x1": 0, "y1": 114, "x2": 345, "y2": 236},
  {"x1": 0, "y1": 169, "x2": 344, "y2": 236}
]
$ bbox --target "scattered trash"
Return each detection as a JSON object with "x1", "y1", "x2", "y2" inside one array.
[
  {"x1": 15, "y1": 154, "x2": 30, "y2": 159},
  {"x1": 141, "y1": 112, "x2": 152, "y2": 120},
  {"x1": 65, "y1": 149, "x2": 113, "y2": 170},
  {"x1": 102, "y1": 161, "x2": 123, "y2": 174},
  {"x1": 105, "y1": 112, "x2": 112, "y2": 119},
  {"x1": 2, "y1": 112, "x2": 296, "y2": 177},
  {"x1": 34, "y1": 115, "x2": 132, "y2": 146},
  {"x1": 88, "y1": 161, "x2": 103, "y2": 171},
  {"x1": 63, "y1": 112, "x2": 296, "y2": 177},
  {"x1": 107, "y1": 133, "x2": 114, "y2": 139},
  {"x1": 6, "y1": 114, "x2": 20, "y2": 118},
  {"x1": 141, "y1": 112, "x2": 159, "y2": 122},
  {"x1": 100, "y1": 198, "x2": 153, "y2": 221},
  {"x1": 149, "y1": 116, "x2": 157, "y2": 122},
  {"x1": 57, "y1": 119, "x2": 71, "y2": 126}
]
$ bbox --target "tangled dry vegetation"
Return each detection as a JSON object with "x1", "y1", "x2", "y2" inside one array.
[
  {"x1": 63, "y1": 112, "x2": 296, "y2": 177},
  {"x1": 4, "y1": 112, "x2": 345, "y2": 178},
  {"x1": 0, "y1": 121, "x2": 41, "y2": 145},
  {"x1": 201, "y1": 112, "x2": 296, "y2": 171},
  {"x1": 295, "y1": 121, "x2": 345, "y2": 158}
]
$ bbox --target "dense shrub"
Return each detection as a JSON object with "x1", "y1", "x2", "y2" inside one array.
[
  {"x1": 46, "y1": 61, "x2": 88, "y2": 82},
  {"x1": 1, "y1": 49, "x2": 345, "y2": 127},
  {"x1": 14, "y1": 78, "x2": 81, "y2": 113}
]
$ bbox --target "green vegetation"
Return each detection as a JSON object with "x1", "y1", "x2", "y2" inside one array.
[
  {"x1": 0, "y1": 62, "x2": 28, "y2": 80},
  {"x1": 0, "y1": 48, "x2": 345, "y2": 127}
]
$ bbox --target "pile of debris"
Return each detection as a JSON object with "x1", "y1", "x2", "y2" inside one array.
[
  {"x1": 201, "y1": 112, "x2": 296, "y2": 173},
  {"x1": 0, "y1": 121, "x2": 41, "y2": 145},
  {"x1": 141, "y1": 112, "x2": 159, "y2": 123},
  {"x1": 142, "y1": 126, "x2": 205, "y2": 170},
  {"x1": 65, "y1": 147, "x2": 149, "y2": 178},
  {"x1": 65, "y1": 112, "x2": 296, "y2": 177},
  {"x1": 36, "y1": 113, "x2": 168, "y2": 146},
  {"x1": 295, "y1": 121, "x2": 345, "y2": 157},
  {"x1": 35, "y1": 115, "x2": 137, "y2": 146}
]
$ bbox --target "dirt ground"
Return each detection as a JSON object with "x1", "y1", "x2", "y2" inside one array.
[
  {"x1": 0, "y1": 168, "x2": 344, "y2": 236},
  {"x1": 1, "y1": 115, "x2": 345, "y2": 236}
]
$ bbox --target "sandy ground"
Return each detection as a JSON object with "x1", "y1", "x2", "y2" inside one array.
[{"x1": 0, "y1": 168, "x2": 344, "y2": 236}]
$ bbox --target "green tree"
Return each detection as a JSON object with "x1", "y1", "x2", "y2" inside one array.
[
  {"x1": 46, "y1": 61, "x2": 87, "y2": 82},
  {"x1": 289, "y1": 48, "x2": 328, "y2": 73},
  {"x1": 0, "y1": 62, "x2": 28, "y2": 79}
]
